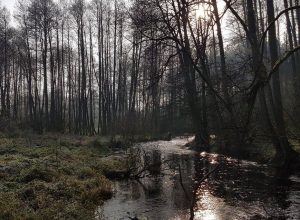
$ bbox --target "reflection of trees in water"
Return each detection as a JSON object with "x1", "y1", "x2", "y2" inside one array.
[
  {"x1": 143, "y1": 150, "x2": 162, "y2": 175},
  {"x1": 261, "y1": 168, "x2": 293, "y2": 218},
  {"x1": 170, "y1": 154, "x2": 195, "y2": 210},
  {"x1": 126, "y1": 146, "x2": 298, "y2": 219},
  {"x1": 188, "y1": 155, "x2": 220, "y2": 219},
  {"x1": 190, "y1": 154, "x2": 296, "y2": 219},
  {"x1": 142, "y1": 150, "x2": 296, "y2": 219},
  {"x1": 134, "y1": 150, "x2": 164, "y2": 199},
  {"x1": 100, "y1": 148, "x2": 299, "y2": 220},
  {"x1": 136, "y1": 152, "x2": 197, "y2": 212},
  {"x1": 130, "y1": 181, "x2": 142, "y2": 200}
]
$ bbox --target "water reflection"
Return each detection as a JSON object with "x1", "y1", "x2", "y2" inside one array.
[{"x1": 98, "y1": 138, "x2": 300, "y2": 220}]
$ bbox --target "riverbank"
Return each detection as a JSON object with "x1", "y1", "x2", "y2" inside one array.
[
  {"x1": 1, "y1": 132, "x2": 299, "y2": 219},
  {"x1": 188, "y1": 135, "x2": 300, "y2": 164},
  {"x1": 0, "y1": 133, "x2": 130, "y2": 219}
]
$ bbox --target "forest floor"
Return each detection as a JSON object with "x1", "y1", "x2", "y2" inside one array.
[{"x1": 0, "y1": 133, "x2": 133, "y2": 220}]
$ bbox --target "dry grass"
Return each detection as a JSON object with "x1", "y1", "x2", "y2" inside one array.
[{"x1": 0, "y1": 133, "x2": 126, "y2": 220}]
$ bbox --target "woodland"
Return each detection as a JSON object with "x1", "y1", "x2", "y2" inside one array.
[{"x1": 0, "y1": 0, "x2": 300, "y2": 219}]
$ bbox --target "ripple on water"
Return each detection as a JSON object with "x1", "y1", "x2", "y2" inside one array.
[{"x1": 97, "y1": 137, "x2": 300, "y2": 220}]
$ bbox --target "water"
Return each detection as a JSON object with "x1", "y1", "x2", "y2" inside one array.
[{"x1": 97, "y1": 137, "x2": 300, "y2": 220}]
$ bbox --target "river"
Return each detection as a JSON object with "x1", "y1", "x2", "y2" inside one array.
[{"x1": 97, "y1": 137, "x2": 300, "y2": 220}]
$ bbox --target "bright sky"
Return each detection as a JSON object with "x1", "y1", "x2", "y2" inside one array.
[
  {"x1": 1, "y1": 0, "x2": 231, "y2": 43},
  {"x1": 1, "y1": 0, "x2": 17, "y2": 26},
  {"x1": 1, "y1": 0, "x2": 16, "y2": 12}
]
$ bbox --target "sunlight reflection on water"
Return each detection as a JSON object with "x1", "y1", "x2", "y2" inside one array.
[
  {"x1": 98, "y1": 137, "x2": 300, "y2": 220},
  {"x1": 194, "y1": 190, "x2": 223, "y2": 220}
]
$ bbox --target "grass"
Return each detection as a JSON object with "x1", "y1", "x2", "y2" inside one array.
[{"x1": 0, "y1": 133, "x2": 128, "y2": 220}]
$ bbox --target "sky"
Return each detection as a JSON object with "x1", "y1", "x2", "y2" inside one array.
[
  {"x1": 1, "y1": 0, "x2": 232, "y2": 43},
  {"x1": 1, "y1": 0, "x2": 16, "y2": 13},
  {"x1": 1, "y1": 0, "x2": 17, "y2": 26}
]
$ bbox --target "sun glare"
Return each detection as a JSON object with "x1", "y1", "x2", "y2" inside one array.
[
  {"x1": 195, "y1": 2, "x2": 216, "y2": 20},
  {"x1": 196, "y1": 7, "x2": 206, "y2": 19}
]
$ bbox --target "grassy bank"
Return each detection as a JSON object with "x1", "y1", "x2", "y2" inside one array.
[{"x1": 0, "y1": 133, "x2": 128, "y2": 220}]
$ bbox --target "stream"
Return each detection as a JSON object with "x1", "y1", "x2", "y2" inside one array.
[{"x1": 97, "y1": 137, "x2": 300, "y2": 220}]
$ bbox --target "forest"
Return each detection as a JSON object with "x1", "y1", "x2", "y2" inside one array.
[{"x1": 0, "y1": 0, "x2": 300, "y2": 219}]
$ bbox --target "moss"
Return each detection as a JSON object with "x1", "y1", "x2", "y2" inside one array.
[
  {"x1": 79, "y1": 176, "x2": 113, "y2": 205},
  {"x1": 99, "y1": 157, "x2": 130, "y2": 179},
  {"x1": 0, "y1": 192, "x2": 36, "y2": 220},
  {"x1": 77, "y1": 167, "x2": 96, "y2": 180},
  {"x1": 18, "y1": 166, "x2": 58, "y2": 183},
  {"x1": 290, "y1": 138, "x2": 300, "y2": 153},
  {"x1": 88, "y1": 138, "x2": 102, "y2": 148},
  {"x1": 0, "y1": 134, "x2": 117, "y2": 219}
]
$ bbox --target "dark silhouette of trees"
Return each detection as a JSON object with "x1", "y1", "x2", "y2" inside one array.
[{"x1": 0, "y1": 0, "x2": 300, "y2": 166}]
